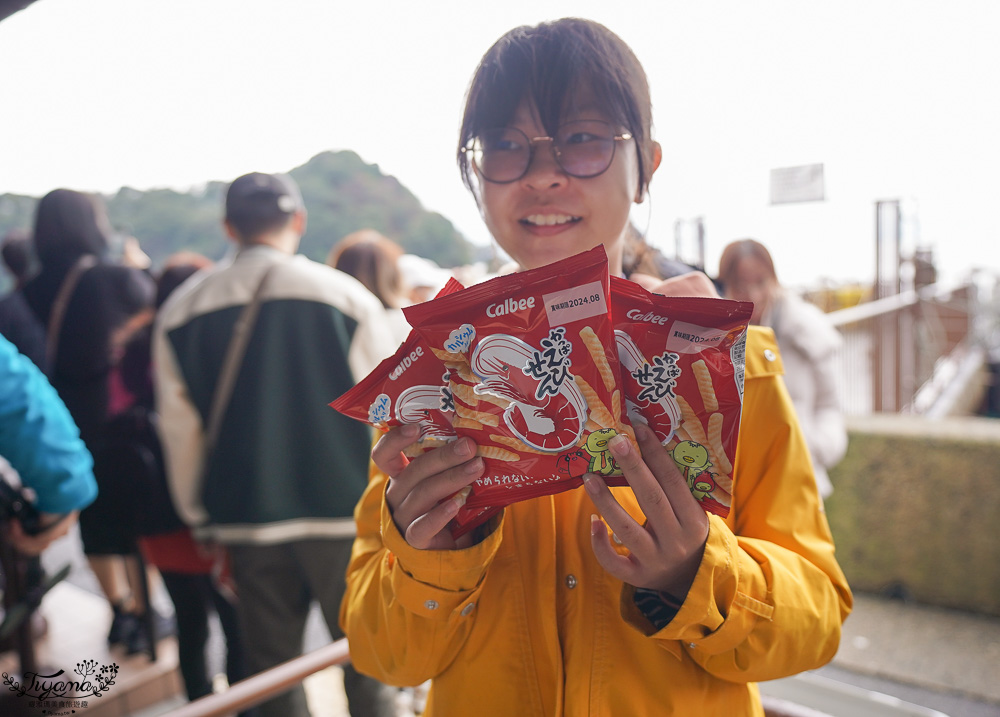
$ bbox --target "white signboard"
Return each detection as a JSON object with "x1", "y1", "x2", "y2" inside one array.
[{"x1": 770, "y1": 163, "x2": 825, "y2": 204}]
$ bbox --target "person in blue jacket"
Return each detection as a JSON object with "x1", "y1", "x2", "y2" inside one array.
[{"x1": 0, "y1": 333, "x2": 97, "y2": 555}]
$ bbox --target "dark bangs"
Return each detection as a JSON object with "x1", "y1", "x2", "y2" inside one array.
[{"x1": 458, "y1": 18, "x2": 653, "y2": 196}]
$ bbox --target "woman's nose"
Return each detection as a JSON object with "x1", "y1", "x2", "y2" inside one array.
[{"x1": 522, "y1": 138, "x2": 565, "y2": 189}]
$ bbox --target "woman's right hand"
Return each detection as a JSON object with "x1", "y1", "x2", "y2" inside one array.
[
  {"x1": 4, "y1": 511, "x2": 78, "y2": 556},
  {"x1": 373, "y1": 423, "x2": 484, "y2": 550}
]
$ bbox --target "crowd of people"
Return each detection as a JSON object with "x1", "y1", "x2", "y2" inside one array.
[{"x1": 0, "y1": 16, "x2": 852, "y2": 717}]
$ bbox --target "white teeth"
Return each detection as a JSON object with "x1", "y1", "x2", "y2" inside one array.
[{"x1": 523, "y1": 214, "x2": 579, "y2": 226}]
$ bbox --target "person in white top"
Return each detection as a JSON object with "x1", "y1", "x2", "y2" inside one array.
[
  {"x1": 719, "y1": 238, "x2": 847, "y2": 499},
  {"x1": 328, "y1": 229, "x2": 414, "y2": 348}
]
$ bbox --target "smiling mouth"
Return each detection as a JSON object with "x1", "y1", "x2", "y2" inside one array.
[{"x1": 521, "y1": 214, "x2": 582, "y2": 227}]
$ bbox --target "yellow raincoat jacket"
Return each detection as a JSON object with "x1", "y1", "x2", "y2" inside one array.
[{"x1": 341, "y1": 326, "x2": 852, "y2": 716}]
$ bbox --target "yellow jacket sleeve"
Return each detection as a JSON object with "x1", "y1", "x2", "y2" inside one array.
[
  {"x1": 339, "y1": 453, "x2": 505, "y2": 686},
  {"x1": 623, "y1": 326, "x2": 853, "y2": 681}
]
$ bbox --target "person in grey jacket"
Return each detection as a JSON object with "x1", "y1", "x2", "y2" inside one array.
[
  {"x1": 719, "y1": 239, "x2": 847, "y2": 499},
  {"x1": 153, "y1": 172, "x2": 396, "y2": 717}
]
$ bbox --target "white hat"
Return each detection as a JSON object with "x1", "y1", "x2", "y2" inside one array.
[{"x1": 398, "y1": 254, "x2": 451, "y2": 294}]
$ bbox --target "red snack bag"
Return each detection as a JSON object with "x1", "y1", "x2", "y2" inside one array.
[
  {"x1": 404, "y1": 246, "x2": 631, "y2": 536},
  {"x1": 330, "y1": 279, "x2": 465, "y2": 452},
  {"x1": 609, "y1": 275, "x2": 751, "y2": 517}
]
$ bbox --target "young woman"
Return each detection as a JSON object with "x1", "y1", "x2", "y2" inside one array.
[
  {"x1": 341, "y1": 19, "x2": 852, "y2": 716},
  {"x1": 719, "y1": 238, "x2": 848, "y2": 498}
]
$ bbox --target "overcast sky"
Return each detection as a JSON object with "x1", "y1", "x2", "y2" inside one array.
[{"x1": 2, "y1": 0, "x2": 998, "y2": 288}]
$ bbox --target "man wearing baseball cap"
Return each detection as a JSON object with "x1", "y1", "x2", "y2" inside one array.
[{"x1": 153, "y1": 172, "x2": 397, "y2": 716}]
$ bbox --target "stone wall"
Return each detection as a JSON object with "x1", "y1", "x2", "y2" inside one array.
[{"x1": 825, "y1": 414, "x2": 1000, "y2": 616}]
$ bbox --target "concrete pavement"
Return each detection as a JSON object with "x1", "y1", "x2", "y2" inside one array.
[
  {"x1": 827, "y1": 593, "x2": 1000, "y2": 705},
  {"x1": 760, "y1": 592, "x2": 1000, "y2": 717}
]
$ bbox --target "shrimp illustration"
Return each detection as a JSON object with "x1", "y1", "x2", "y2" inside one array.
[
  {"x1": 616, "y1": 331, "x2": 681, "y2": 445},
  {"x1": 395, "y1": 384, "x2": 457, "y2": 442},
  {"x1": 471, "y1": 333, "x2": 586, "y2": 452}
]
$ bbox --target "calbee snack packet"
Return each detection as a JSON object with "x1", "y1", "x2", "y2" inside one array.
[
  {"x1": 610, "y1": 276, "x2": 751, "y2": 517},
  {"x1": 330, "y1": 278, "x2": 464, "y2": 453},
  {"x1": 404, "y1": 246, "x2": 632, "y2": 535}
]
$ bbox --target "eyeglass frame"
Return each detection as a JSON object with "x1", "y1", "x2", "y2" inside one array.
[{"x1": 461, "y1": 120, "x2": 634, "y2": 184}]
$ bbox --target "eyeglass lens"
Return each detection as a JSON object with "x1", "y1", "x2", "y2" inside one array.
[{"x1": 475, "y1": 120, "x2": 620, "y2": 183}]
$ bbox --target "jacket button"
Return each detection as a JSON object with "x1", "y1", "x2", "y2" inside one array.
[
  {"x1": 565, "y1": 574, "x2": 577, "y2": 589},
  {"x1": 424, "y1": 600, "x2": 439, "y2": 610},
  {"x1": 763, "y1": 349, "x2": 776, "y2": 362},
  {"x1": 461, "y1": 603, "x2": 475, "y2": 616}
]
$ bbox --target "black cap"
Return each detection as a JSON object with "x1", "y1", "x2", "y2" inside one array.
[{"x1": 224, "y1": 172, "x2": 304, "y2": 239}]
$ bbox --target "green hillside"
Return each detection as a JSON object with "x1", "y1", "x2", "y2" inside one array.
[{"x1": 0, "y1": 150, "x2": 475, "y2": 270}]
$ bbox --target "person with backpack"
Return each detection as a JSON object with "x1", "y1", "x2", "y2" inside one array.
[
  {"x1": 154, "y1": 173, "x2": 397, "y2": 717},
  {"x1": 113, "y1": 253, "x2": 251, "y2": 711},
  {"x1": 21, "y1": 188, "x2": 162, "y2": 655},
  {"x1": 0, "y1": 331, "x2": 98, "y2": 685},
  {"x1": 0, "y1": 332, "x2": 97, "y2": 554}
]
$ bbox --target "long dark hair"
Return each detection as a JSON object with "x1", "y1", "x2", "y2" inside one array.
[
  {"x1": 718, "y1": 239, "x2": 779, "y2": 291},
  {"x1": 326, "y1": 229, "x2": 405, "y2": 309},
  {"x1": 32, "y1": 189, "x2": 111, "y2": 267}
]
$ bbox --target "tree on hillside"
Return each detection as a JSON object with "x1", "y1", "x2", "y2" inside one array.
[
  {"x1": 0, "y1": 194, "x2": 37, "y2": 238},
  {"x1": 292, "y1": 151, "x2": 473, "y2": 267},
  {"x1": 106, "y1": 184, "x2": 230, "y2": 264},
  {"x1": 0, "y1": 151, "x2": 474, "y2": 270}
]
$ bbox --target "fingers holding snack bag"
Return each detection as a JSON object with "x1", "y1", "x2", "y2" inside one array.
[
  {"x1": 330, "y1": 279, "x2": 484, "y2": 549},
  {"x1": 334, "y1": 347, "x2": 483, "y2": 549},
  {"x1": 585, "y1": 421, "x2": 709, "y2": 597},
  {"x1": 403, "y1": 246, "x2": 630, "y2": 537},
  {"x1": 644, "y1": 270, "x2": 720, "y2": 299},
  {"x1": 373, "y1": 425, "x2": 483, "y2": 550},
  {"x1": 609, "y1": 276, "x2": 751, "y2": 518}
]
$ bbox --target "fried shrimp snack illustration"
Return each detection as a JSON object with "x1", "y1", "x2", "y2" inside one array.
[
  {"x1": 692, "y1": 359, "x2": 719, "y2": 412},
  {"x1": 580, "y1": 325, "x2": 616, "y2": 392}
]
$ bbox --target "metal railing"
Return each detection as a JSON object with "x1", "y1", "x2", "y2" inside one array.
[
  {"x1": 827, "y1": 273, "x2": 999, "y2": 416},
  {"x1": 162, "y1": 638, "x2": 350, "y2": 717}
]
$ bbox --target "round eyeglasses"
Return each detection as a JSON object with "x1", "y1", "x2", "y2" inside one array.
[{"x1": 463, "y1": 120, "x2": 633, "y2": 184}]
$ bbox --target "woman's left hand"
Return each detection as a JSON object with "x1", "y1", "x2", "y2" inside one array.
[
  {"x1": 647, "y1": 271, "x2": 720, "y2": 298},
  {"x1": 583, "y1": 422, "x2": 709, "y2": 596}
]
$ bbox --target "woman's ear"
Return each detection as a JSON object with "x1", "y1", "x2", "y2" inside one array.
[
  {"x1": 636, "y1": 141, "x2": 663, "y2": 203},
  {"x1": 651, "y1": 141, "x2": 663, "y2": 174}
]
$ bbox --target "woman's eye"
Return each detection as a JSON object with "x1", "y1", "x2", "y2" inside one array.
[
  {"x1": 483, "y1": 133, "x2": 524, "y2": 153},
  {"x1": 563, "y1": 131, "x2": 600, "y2": 145}
]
